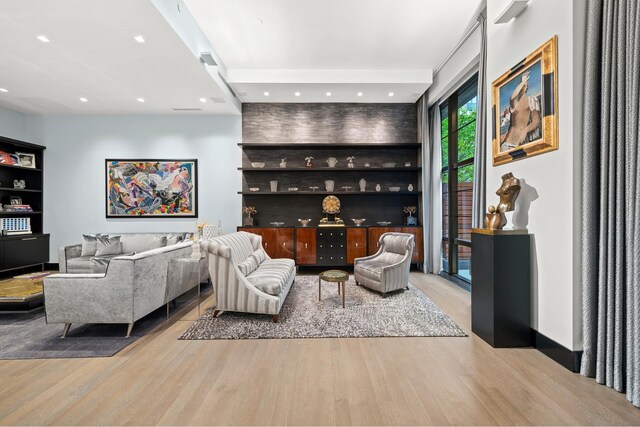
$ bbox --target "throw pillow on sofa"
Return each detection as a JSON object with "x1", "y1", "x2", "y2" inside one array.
[
  {"x1": 80, "y1": 233, "x2": 106, "y2": 257},
  {"x1": 236, "y1": 248, "x2": 268, "y2": 276},
  {"x1": 95, "y1": 235, "x2": 122, "y2": 256},
  {"x1": 121, "y1": 235, "x2": 167, "y2": 254}
]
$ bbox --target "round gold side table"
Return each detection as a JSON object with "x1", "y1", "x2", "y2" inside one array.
[{"x1": 319, "y1": 269, "x2": 349, "y2": 308}]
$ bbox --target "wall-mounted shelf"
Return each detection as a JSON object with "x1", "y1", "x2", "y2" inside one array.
[
  {"x1": 0, "y1": 163, "x2": 43, "y2": 172},
  {"x1": 238, "y1": 142, "x2": 421, "y2": 148},
  {"x1": 239, "y1": 191, "x2": 422, "y2": 195},
  {"x1": 0, "y1": 187, "x2": 42, "y2": 193},
  {"x1": 239, "y1": 167, "x2": 422, "y2": 172},
  {"x1": 0, "y1": 211, "x2": 42, "y2": 215}
]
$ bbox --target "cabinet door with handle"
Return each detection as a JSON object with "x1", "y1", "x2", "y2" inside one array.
[
  {"x1": 346, "y1": 228, "x2": 367, "y2": 264},
  {"x1": 295, "y1": 228, "x2": 316, "y2": 265},
  {"x1": 273, "y1": 228, "x2": 294, "y2": 259},
  {"x1": 3, "y1": 234, "x2": 49, "y2": 270}
]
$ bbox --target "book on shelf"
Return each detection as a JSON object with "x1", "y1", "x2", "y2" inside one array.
[{"x1": 2, "y1": 204, "x2": 33, "y2": 212}]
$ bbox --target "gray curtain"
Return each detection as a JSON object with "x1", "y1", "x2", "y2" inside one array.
[
  {"x1": 471, "y1": 11, "x2": 487, "y2": 228},
  {"x1": 581, "y1": 0, "x2": 640, "y2": 408},
  {"x1": 419, "y1": 94, "x2": 443, "y2": 274}
]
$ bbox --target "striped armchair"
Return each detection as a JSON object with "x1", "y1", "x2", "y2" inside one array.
[
  {"x1": 201, "y1": 231, "x2": 295, "y2": 322},
  {"x1": 354, "y1": 232, "x2": 414, "y2": 295}
]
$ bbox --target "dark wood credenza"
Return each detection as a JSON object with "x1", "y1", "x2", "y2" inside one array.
[{"x1": 238, "y1": 226, "x2": 422, "y2": 267}]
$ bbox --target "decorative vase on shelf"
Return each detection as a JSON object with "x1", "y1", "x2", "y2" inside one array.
[
  {"x1": 325, "y1": 180, "x2": 335, "y2": 192},
  {"x1": 408, "y1": 184, "x2": 414, "y2": 191},
  {"x1": 279, "y1": 158, "x2": 287, "y2": 168},
  {"x1": 375, "y1": 184, "x2": 381, "y2": 192},
  {"x1": 326, "y1": 157, "x2": 338, "y2": 168},
  {"x1": 270, "y1": 180, "x2": 278, "y2": 192},
  {"x1": 243, "y1": 217, "x2": 254, "y2": 226},
  {"x1": 359, "y1": 178, "x2": 366, "y2": 192}
]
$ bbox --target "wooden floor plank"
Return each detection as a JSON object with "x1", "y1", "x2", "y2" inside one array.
[{"x1": 0, "y1": 273, "x2": 639, "y2": 425}]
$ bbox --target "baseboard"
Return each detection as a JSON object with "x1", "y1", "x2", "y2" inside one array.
[
  {"x1": 44, "y1": 263, "x2": 59, "y2": 271},
  {"x1": 531, "y1": 329, "x2": 582, "y2": 372}
]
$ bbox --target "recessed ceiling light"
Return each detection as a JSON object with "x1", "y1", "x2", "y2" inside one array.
[
  {"x1": 388, "y1": 92, "x2": 394, "y2": 97},
  {"x1": 0, "y1": 88, "x2": 8, "y2": 93},
  {"x1": 294, "y1": 92, "x2": 301, "y2": 97},
  {"x1": 137, "y1": 98, "x2": 145, "y2": 103},
  {"x1": 134, "y1": 35, "x2": 145, "y2": 43},
  {"x1": 79, "y1": 97, "x2": 88, "y2": 102},
  {"x1": 200, "y1": 97, "x2": 207, "y2": 103},
  {"x1": 36, "y1": 35, "x2": 50, "y2": 43},
  {"x1": 326, "y1": 92, "x2": 332, "y2": 97},
  {"x1": 263, "y1": 91, "x2": 270, "y2": 96},
  {"x1": 357, "y1": 92, "x2": 363, "y2": 97},
  {"x1": 255, "y1": 18, "x2": 263, "y2": 24}
]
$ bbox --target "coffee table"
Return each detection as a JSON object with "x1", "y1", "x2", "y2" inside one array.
[
  {"x1": 0, "y1": 271, "x2": 56, "y2": 313},
  {"x1": 319, "y1": 269, "x2": 349, "y2": 308}
]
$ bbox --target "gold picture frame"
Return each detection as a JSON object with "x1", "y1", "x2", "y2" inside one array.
[{"x1": 491, "y1": 35, "x2": 558, "y2": 166}]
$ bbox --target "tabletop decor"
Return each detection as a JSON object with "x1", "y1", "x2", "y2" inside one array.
[
  {"x1": 242, "y1": 206, "x2": 257, "y2": 226},
  {"x1": 404, "y1": 206, "x2": 418, "y2": 226},
  {"x1": 105, "y1": 159, "x2": 197, "y2": 218}
]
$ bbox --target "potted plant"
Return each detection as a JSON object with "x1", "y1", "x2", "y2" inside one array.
[
  {"x1": 243, "y1": 206, "x2": 257, "y2": 226},
  {"x1": 403, "y1": 206, "x2": 418, "y2": 226}
]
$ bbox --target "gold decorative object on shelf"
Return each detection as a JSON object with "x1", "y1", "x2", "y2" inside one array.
[
  {"x1": 322, "y1": 195, "x2": 340, "y2": 214},
  {"x1": 319, "y1": 195, "x2": 344, "y2": 226},
  {"x1": 484, "y1": 172, "x2": 521, "y2": 230}
]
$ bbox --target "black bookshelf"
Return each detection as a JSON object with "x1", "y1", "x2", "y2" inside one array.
[{"x1": 0, "y1": 135, "x2": 49, "y2": 273}]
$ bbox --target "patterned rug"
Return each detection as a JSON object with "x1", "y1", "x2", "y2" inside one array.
[
  {"x1": 179, "y1": 275, "x2": 466, "y2": 340},
  {"x1": 0, "y1": 285, "x2": 209, "y2": 359}
]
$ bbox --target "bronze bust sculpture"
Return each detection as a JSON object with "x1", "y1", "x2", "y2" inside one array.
[{"x1": 485, "y1": 172, "x2": 521, "y2": 230}]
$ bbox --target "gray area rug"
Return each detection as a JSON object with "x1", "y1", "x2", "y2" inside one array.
[
  {"x1": 0, "y1": 286, "x2": 209, "y2": 359},
  {"x1": 180, "y1": 275, "x2": 466, "y2": 340}
]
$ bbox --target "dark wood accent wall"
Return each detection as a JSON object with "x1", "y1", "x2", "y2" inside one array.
[{"x1": 243, "y1": 103, "x2": 417, "y2": 144}]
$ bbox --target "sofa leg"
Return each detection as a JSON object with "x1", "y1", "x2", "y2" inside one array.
[
  {"x1": 272, "y1": 314, "x2": 279, "y2": 323},
  {"x1": 213, "y1": 309, "x2": 221, "y2": 318},
  {"x1": 61, "y1": 323, "x2": 71, "y2": 338},
  {"x1": 125, "y1": 322, "x2": 134, "y2": 338}
]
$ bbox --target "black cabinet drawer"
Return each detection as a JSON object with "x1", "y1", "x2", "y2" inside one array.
[
  {"x1": 316, "y1": 229, "x2": 346, "y2": 265},
  {"x1": 2, "y1": 234, "x2": 49, "y2": 270}
]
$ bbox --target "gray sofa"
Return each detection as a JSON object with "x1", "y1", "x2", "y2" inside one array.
[
  {"x1": 45, "y1": 232, "x2": 208, "y2": 338},
  {"x1": 201, "y1": 231, "x2": 295, "y2": 322},
  {"x1": 59, "y1": 233, "x2": 192, "y2": 274}
]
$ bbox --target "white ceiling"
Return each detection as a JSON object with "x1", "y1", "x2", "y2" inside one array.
[
  {"x1": 184, "y1": 0, "x2": 482, "y2": 103},
  {"x1": 0, "y1": 0, "x2": 239, "y2": 115},
  {"x1": 0, "y1": 0, "x2": 481, "y2": 114}
]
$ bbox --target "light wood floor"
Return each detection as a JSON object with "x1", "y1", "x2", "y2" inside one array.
[{"x1": 1, "y1": 273, "x2": 639, "y2": 426}]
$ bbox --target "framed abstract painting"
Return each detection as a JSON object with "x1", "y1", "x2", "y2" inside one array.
[
  {"x1": 105, "y1": 159, "x2": 198, "y2": 218},
  {"x1": 491, "y1": 36, "x2": 558, "y2": 166}
]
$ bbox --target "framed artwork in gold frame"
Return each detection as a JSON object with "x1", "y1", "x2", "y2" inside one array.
[{"x1": 491, "y1": 35, "x2": 558, "y2": 166}]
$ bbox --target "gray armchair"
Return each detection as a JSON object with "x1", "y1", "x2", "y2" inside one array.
[{"x1": 354, "y1": 232, "x2": 415, "y2": 295}]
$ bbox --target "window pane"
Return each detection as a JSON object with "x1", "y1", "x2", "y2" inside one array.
[
  {"x1": 441, "y1": 136, "x2": 448, "y2": 169},
  {"x1": 457, "y1": 96, "x2": 477, "y2": 130},
  {"x1": 456, "y1": 164, "x2": 474, "y2": 242},
  {"x1": 442, "y1": 240, "x2": 449, "y2": 273},
  {"x1": 457, "y1": 99, "x2": 477, "y2": 162},
  {"x1": 441, "y1": 171, "x2": 449, "y2": 239},
  {"x1": 457, "y1": 245, "x2": 471, "y2": 281},
  {"x1": 440, "y1": 102, "x2": 449, "y2": 138}
]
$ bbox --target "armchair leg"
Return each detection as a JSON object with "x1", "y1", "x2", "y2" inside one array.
[
  {"x1": 125, "y1": 322, "x2": 134, "y2": 338},
  {"x1": 61, "y1": 323, "x2": 71, "y2": 338},
  {"x1": 213, "y1": 309, "x2": 221, "y2": 318},
  {"x1": 272, "y1": 314, "x2": 279, "y2": 323}
]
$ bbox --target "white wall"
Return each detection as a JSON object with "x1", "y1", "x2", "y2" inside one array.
[
  {"x1": 486, "y1": 0, "x2": 586, "y2": 350},
  {"x1": 0, "y1": 105, "x2": 27, "y2": 140},
  {"x1": 29, "y1": 114, "x2": 241, "y2": 261}
]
